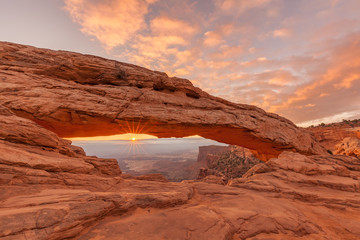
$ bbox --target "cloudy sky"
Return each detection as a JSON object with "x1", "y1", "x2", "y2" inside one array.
[{"x1": 1, "y1": 0, "x2": 360, "y2": 126}]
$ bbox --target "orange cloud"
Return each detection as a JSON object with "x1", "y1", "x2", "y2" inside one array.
[
  {"x1": 210, "y1": 45, "x2": 244, "y2": 59},
  {"x1": 204, "y1": 31, "x2": 224, "y2": 47},
  {"x1": 151, "y1": 16, "x2": 197, "y2": 37},
  {"x1": 334, "y1": 73, "x2": 360, "y2": 89},
  {"x1": 203, "y1": 23, "x2": 236, "y2": 47},
  {"x1": 126, "y1": 15, "x2": 198, "y2": 69},
  {"x1": 64, "y1": 0, "x2": 153, "y2": 49},
  {"x1": 273, "y1": 28, "x2": 292, "y2": 38},
  {"x1": 269, "y1": 33, "x2": 360, "y2": 124},
  {"x1": 219, "y1": 0, "x2": 272, "y2": 13}
]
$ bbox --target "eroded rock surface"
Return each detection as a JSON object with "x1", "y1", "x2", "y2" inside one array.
[
  {"x1": 71, "y1": 153, "x2": 360, "y2": 240},
  {"x1": 197, "y1": 145, "x2": 262, "y2": 182},
  {"x1": 1, "y1": 94, "x2": 360, "y2": 240},
  {"x1": 334, "y1": 137, "x2": 360, "y2": 158},
  {"x1": 0, "y1": 41, "x2": 327, "y2": 160},
  {"x1": 309, "y1": 121, "x2": 360, "y2": 152},
  {"x1": 1, "y1": 42, "x2": 360, "y2": 240}
]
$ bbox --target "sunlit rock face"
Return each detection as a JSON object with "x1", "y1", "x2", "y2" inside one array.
[
  {"x1": 308, "y1": 121, "x2": 360, "y2": 152},
  {"x1": 0, "y1": 41, "x2": 327, "y2": 161},
  {"x1": 334, "y1": 137, "x2": 360, "y2": 158}
]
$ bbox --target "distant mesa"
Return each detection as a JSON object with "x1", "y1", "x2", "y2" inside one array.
[{"x1": 196, "y1": 145, "x2": 262, "y2": 183}]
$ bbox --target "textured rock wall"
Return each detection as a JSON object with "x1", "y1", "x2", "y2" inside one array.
[
  {"x1": 309, "y1": 123, "x2": 360, "y2": 151},
  {"x1": 334, "y1": 137, "x2": 360, "y2": 158}
]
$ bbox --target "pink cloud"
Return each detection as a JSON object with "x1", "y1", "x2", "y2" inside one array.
[
  {"x1": 269, "y1": 33, "x2": 360, "y2": 124},
  {"x1": 210, "y1": 45, "x2": 244, "y2": 59},
  {"x1": 203, "y1": 31, "x2": 224, "y2": 47},
  {"x1": 218, "y1": 0, "x2": 273, "y2": 13},
  {"x1": 273, "y1": 28, "x2": 292, "y2": 38},
  {"x1": 64, "y1": 0, "x2": 153, "y2": 49},
  {"x1": 150, "y1": 16, "x2": 197, "y2": 37}
]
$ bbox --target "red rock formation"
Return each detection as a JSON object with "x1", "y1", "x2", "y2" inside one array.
[
  {"x1": 1, "y1": 105, "x2": 360, "y2": 239},
  {"x1": 196, "y1": 145, "x2": 261, "y2": 181},
  {"x1": 1, "y1": 42, "x2": 360, "y2": 239},
  {"x1": 191, "y1": 145, "x2": 228, "y2": 179},
  {"x1": 308, "y1": 121, "x2": 360, "y2": 151},
  {"x1": 197, "y1": 145, "x2": 228, "y2": 166},
  {"x1": 0, "y1": 41, "x2": 327, "y2": 161},
  {"x1": 208, "y1": 146, "x2": 261, "y2": 178},
  {"x1": 334, "y1": 137, "x2": 360, "y2": 158}
]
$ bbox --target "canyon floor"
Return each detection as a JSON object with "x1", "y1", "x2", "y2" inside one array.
[{"x1": 1, "y1": 42, "x2": 360, "y2": 240}]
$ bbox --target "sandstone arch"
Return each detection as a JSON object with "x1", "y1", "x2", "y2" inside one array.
[{"x1": 0, "y1": 42, "x2": 327, "y2": 160}]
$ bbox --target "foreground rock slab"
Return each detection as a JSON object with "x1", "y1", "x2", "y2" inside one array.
[
  {"x1": 2, "y1": 146, "x2": 360, "y2": 239},
  {"x1": 76, "y1": 152, "x2": 360, "y2": 240}
]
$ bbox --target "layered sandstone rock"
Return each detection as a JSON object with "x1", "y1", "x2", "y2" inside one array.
[
  {"x1": 1, "y1": 105, "x2": 360, "y2": 239},
  {"x1": 227, "y1": 152, "x2": 360, "y2": 239},
  {"x1": 334, "y1": 137, "x2": 360, "y2": 158},
  {"x1": 0, "y1": 41, "x2": 327, "y2": 160},
  {"x1": 309, "y1": 121, "x2": 360, "y2": 151},
  {"x1": 1, "y1": 42, "x2": 360, "y2": 239},
  {"x1": 0, "y1": 105, "x2": 193, "y2": 239}
]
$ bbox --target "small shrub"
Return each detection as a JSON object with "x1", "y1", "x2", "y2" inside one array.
[{"x1": 116, "y1": 70, "x2": 126, "y2": 80}]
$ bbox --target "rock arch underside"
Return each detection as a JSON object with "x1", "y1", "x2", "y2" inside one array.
[
  {"x1": 0, "y1": 42, "x2": 326, "y2": 161},
  {"x1": 1, "y1": 42, "x2": 360, "y2": 240}
]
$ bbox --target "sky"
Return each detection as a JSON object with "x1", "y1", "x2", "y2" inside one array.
[{"x1": 1, "y1": 0, "x2": 360, "y2": 126}]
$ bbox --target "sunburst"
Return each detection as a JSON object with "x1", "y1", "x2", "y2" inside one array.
[
  {"x1": 118, "y1": 118, "x2": 151, "y2": 138},
  {"x1": 118, "y1": 119, "x2": 151, "y2": 157}
]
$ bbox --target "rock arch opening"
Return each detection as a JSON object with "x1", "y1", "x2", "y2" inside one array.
[
  {"x1": 69, "y1": 133, "x2": 234, "y2": 182},
  {"x1": 29, "y1": 116, "x2": 297, "y2": 161},
  {"x1": 0, "y1": 41, "x2": 327, "y2": 164}
]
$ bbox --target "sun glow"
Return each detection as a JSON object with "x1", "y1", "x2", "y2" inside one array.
[
  {"x1": 66, "y1": 133, "x2": 156, "y2": 141},
  {"x1": 65, "y1": 120, "x2": 204, "y2": 142},
  {"x1": 66, "y1": 120, "x2": 157, "y2": 141}
]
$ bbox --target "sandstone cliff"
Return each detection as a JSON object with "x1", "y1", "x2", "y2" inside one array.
[
  {"x1": 197, "y1": 145, "x2": 261, "y2": 183},
  {"x1": 1, "y1": 42, "x2": 360, "y2": 239},
  {"x1": 308, "y1": 120, "x2": 360, "y2": 151},
  {"x1": 334, "y1": 137, "x2": 360, "y2": 158}
]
